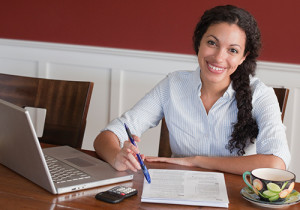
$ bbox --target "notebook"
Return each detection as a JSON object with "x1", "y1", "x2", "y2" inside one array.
[{"x1": 0, "y1": 99, "x2": 133, "y2": 194}]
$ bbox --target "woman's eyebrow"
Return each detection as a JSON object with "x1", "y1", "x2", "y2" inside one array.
[
  {"x1": 230, "y1": 43, "x2": 242, "y2": 49},
  {"x1": 207, "y1": 34, "x2": 218, "y2": 41}
]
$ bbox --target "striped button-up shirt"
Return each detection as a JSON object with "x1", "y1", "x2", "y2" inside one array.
[{"x1": 104, "y1": 68, "x2": 291, "y2": 167}]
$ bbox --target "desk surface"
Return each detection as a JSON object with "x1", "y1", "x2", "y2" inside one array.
[{"x1": 1, "y1": 145, "x2": 299, "y2": 210}]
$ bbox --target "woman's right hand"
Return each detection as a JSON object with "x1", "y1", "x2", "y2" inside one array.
[
  {"x1": 94, "y1": 131, "x2": 144, "y2": 172},
  {"x1": 113, "y1": 135, "x2": 144, "y2": 172}
]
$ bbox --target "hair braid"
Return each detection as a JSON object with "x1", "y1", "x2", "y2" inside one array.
[{"x1": 227, "y1": 61, "x2": 259, "y2": 155}]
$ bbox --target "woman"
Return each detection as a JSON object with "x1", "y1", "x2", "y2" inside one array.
[{"x1": 93, "y1": 5, "x2": 290, "y2": 175}]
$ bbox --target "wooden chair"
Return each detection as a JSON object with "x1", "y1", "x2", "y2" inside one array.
[
  {"x1": 158, "y1": 87, "x2": 289, "y2": 157},
  {"x1": 273, "y1": 87, "x2": 289, "y2": 122},
  {"x1": 0, "y1": 73, "x2": 93, "y2": 148}
]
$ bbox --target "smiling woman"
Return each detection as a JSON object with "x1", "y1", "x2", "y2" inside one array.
[
  {"x1": 192, "y1": 5, "x2": 262, "y2": 157},
  {"x1": 93, "y1": 5, "x2": 290, "y2": 176}
]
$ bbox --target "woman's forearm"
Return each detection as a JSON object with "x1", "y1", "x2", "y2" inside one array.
[
  {"x1": 193, "y1": 154, "x2": 286, "y2": 175},
  {"x1": 93, "y1": 130, "x2": 121, "y2": 167}
]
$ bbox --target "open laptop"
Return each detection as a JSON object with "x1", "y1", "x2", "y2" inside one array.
[{"x1": 0, "y1": 99, "x2": 133, "y2": 194}]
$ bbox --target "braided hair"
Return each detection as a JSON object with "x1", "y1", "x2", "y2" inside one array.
[{"x1": 193, "y1": 5, "x2": 261, "y2": 155}]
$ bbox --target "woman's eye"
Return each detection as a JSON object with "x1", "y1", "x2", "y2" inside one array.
[
  {"x1": 207, "y1": 40, "x2": 216, "y2": 46},
  {"x1": 229, "y1": 48, "x2": 238, "y2": 54}
]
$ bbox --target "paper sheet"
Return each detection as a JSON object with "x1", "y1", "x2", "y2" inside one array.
[{"x1": 141, "y1": 169, "x2": 229, "y2": 208}]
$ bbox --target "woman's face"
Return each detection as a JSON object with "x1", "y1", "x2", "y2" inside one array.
[{"x1": 198, "y1": 22, "x2": 247, "y2": 88}]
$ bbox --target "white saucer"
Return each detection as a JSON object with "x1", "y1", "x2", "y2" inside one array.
[{"x1": 240, "y1": 187, "x2": 300, "y2": 208}]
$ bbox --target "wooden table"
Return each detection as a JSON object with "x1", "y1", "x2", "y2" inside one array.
[{"x1": 1, "y1": 145, "x2": 299, "y2": 209}]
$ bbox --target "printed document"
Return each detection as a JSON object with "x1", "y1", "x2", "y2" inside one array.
[{"x1": 141, "y1": 169, "x2": 229, "y2": 208}]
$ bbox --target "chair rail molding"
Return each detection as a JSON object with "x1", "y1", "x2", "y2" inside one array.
[{"x1": 0, "y1": 38, "x2": 299, "y2": 181}]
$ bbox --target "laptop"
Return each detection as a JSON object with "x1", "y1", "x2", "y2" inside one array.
[{"x1": 0, "y1": 99, "x2": 133, "y2": 194}]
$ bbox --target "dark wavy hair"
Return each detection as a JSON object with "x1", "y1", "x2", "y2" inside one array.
[{"x1": 193, "y1": 5, "x2": 261, "y2": 155}]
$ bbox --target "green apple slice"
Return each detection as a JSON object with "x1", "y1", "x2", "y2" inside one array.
[
  {"x1": 267, "y1": 183, "x2": 281, "y2": 193},
  {"x1": 263, "y1": 190, "x2": 278, "y2": 198}
]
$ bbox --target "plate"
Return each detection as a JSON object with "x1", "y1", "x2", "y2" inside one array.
[{"x1": 240, "y1": 187, "x2": 300, "y2": 208}]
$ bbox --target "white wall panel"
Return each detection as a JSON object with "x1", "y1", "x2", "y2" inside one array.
[
  {"x1": 287, "y1": 88, "x2": 300, "y2": 181},
  {"x1": 120, "y1": 70, "x2": 166, "y2": 156},
  {"x1": 121, "y1": 70, "x2": 165, "y2": 112},
  {"x1": 0, "y1": 58, "x2": 38, "y2": 76}
]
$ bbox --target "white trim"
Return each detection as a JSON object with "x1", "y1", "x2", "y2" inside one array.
[
  {"x1": 257, "y1": 61, "x2": 300, "y2": 73},
  {"x1": 0, "y1": 38, "x2": 198, "y2": 63}
]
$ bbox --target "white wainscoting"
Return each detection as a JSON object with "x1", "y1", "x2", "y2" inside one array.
[{"x1": 0, "y1": 39, "x2": 299, "y2": 181}]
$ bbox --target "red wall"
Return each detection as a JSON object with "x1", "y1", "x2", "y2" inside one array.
[{"x1": 1, "y1": 0, "x2": 300, "y2": 64}]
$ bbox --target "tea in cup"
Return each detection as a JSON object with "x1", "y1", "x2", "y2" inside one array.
[{"x1": 243, "y1": 168, "x2": 295, "y2": 202}]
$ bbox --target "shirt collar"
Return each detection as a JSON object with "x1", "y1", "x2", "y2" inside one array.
[
  {"x1": 224, "y1": 82, "x2": 235, "y2": 99},
  {"x1": 193, "y1": 67, "x2": 235, "y2": 99}
]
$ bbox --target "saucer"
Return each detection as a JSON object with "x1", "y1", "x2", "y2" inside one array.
[{"x1": 240, "y1": 187, "x2": 300, "y2": 208}]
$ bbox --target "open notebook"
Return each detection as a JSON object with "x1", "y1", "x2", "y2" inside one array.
[{"x1": 0, "y1": 99, "x2": 133, "y2": 194}]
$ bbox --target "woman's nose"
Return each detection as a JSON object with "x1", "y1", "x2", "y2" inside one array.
[{"x1": 214, "y1": 49, "x2": 227, "y2": 62}]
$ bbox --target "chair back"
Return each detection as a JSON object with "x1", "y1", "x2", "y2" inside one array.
[
  {"x1": 273, "y1": 87, "x2": 289, "y2": 121},
  {"x1": 0, "y1": 73, "x2": 93, "y2": 148},
  {"x1": 158, "y1": 87, "x2": 290, "y2": 157}
]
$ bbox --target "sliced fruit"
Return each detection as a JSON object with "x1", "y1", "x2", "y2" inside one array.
[
  {"x1": 263, "y1": 190, "x2": 278, "y2": 198},
  {"x1": 252, "y1": 187, "x2": 259, "y2": 195},
  {"x1": 288, "y1": 182, "x2": 295, "y2": 193},
  {"x1": 267, "y1": 183, "x2": 281, "y2": 193},
  {"x1": 269, "y1": 194, "x2": 280, "y2": 202},
  {"x1": 253, "y1": 179, "x2": 263, "y2": 190},
  {"x1": 279, "y1": 189, "x2": 290, "y2": 198}
]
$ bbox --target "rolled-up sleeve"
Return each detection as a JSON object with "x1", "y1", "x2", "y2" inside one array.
[{"x1": 103, "y1": 76, "x2": 169, "y2": 147}]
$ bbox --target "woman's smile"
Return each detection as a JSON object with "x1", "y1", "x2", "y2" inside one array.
[{"x1": 207, "y1": 62, "x2": 226, "y2": 74}]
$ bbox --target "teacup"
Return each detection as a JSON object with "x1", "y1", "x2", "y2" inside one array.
[{"x1": 243, "y1": 168, "x2": 295, "y2": 202}]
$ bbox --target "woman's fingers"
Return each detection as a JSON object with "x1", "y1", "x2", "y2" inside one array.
[
  {"x1": 132, "y1": 135, "x2": 141, "y2": 143},
  {"x1": 113, "y1": 140, "x2": 142, "y2": 172},
  {"x1": 126, "y1": 149, "x2": 141, "y2": 170},
  {"x1": 124, "y1": 140, "x2": 140, "y2": 154}
]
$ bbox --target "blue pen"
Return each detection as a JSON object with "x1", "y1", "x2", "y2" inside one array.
[{"x1": 124, "y1": 123, "x2": 151, "y2": 183}]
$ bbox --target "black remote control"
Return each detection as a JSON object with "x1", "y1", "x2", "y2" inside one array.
[{"x1": 95, "y1": 186, "x2": 138, "y2": 204}]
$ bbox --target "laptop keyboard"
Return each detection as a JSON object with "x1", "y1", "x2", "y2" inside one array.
[{"x1": 45, "y1": 155, "x2": 91, "y2": 184}]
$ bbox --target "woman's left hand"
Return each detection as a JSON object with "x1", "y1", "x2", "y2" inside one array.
[{"x1": 145, "y1": 156, "x2": 196, "y2": 167}]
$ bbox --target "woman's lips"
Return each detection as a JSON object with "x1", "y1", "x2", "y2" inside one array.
[{"x1": 207, "y1": 63, "x2": 226, "y2": 73}]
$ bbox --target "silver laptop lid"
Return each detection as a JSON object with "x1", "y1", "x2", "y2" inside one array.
[{"x1": 0, "y1": 99, "x2": 57, "y2": 193}]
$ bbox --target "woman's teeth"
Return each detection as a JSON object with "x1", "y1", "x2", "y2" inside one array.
[{"x1": 208, "y1": 64, "x2": 224, "y2": 71}]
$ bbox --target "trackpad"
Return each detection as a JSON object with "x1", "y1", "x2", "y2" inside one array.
[{"x1": 65, "y1": 158, "x2": 95, "y2": 167}]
